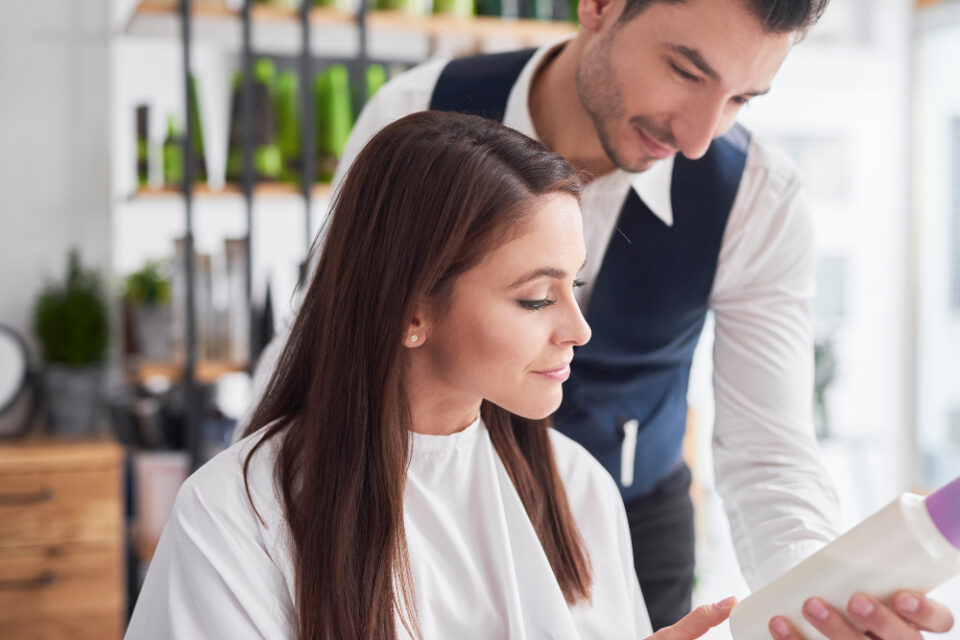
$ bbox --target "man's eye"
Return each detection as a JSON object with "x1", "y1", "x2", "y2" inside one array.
[
  {"x1": 518, "y1": 298, "x2": 556, "y2": 311},
  {"x1": 573, "y1": 279, "x2": 585, "y2": 289},
  {"x1": 732, "y1": 96, "x2": 751, "y2": 106},
  {"x1": 671, "y1": 63, "x2": 700, "y2": 83}
]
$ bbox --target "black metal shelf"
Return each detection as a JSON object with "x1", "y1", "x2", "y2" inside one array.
[{"x1": 173, "y1": 0, "x2": 351, "y2": 469}]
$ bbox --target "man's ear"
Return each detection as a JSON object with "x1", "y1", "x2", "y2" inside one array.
[{"x1": 578, "y1": 0, "x2": 623, "y2": 33}]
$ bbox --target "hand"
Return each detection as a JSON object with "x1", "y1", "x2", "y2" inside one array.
[
  {"x1": 648, "y1": 597, "x2": 738, "y2": 640},
  {"x1": 768, "y1": 591, "x2": 955, "y2": 640}
]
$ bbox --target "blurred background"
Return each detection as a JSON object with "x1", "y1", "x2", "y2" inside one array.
[{"x1": 0, "y1": 0, "x2": 958, "y2": 637}]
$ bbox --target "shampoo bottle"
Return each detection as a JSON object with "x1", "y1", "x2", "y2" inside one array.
[{"x1": 730, "y1": 476, "x2": 960, "y2": 640}]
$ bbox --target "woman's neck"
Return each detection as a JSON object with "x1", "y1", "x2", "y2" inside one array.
[{"x1": 405, "y1": 357, "x2": 482, "y2": 436}]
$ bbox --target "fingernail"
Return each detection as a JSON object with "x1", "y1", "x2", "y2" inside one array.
[
  {"x1": 896, "y1": 593, "x2": 921, "y2": 613},
  {"x1": 771, "y1": 617, "x2": 791, "y2": 638},
  {"x1": 715, "y1": 596, "x2": 737, "y2": 609},
  {"x1": 849, "y1": 595, "x2": 875, "y2": 618},
  {"x1": 805, "y1": 598, "x2": 830, "y2": 621}
]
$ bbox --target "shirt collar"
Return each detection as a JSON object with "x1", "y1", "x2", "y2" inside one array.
[{"x1": 502, "y1": 36, "x2": 676, "y2": 228}]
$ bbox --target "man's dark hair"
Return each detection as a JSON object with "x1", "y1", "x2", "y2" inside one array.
[{"x1": 617, "y1": 0, "x2": 830, "y2": 34}]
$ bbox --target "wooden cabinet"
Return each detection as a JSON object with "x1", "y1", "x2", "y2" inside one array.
[{"x1": 0, "y1": 440, "x2": 125, "y2": 640}]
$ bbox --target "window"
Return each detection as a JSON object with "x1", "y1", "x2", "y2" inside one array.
[{"x1": 951, "y1": 117, "x2": 960, "y2": 311}]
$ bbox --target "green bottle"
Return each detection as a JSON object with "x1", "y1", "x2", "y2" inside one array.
[
  {"x1": 187, "y1": 75, "x2": 208, "y2": 183},
  {"x1": 475, "y1": 0, "x2": 500, "y2": 15},
  {"x1": 314, "y1": 64, "x2": 353, "y2": 183},
  {"x1": 434, "y1": 0, "x2": 474, "y2": 18},
  {"x1": 366, "y1": 64, "x2": 387, "y2": 101},
  {"x1": 274, "y1": 70, "x2": 301, "y2": 184},
  {"x1": 136, "y1": 105, "x2": 149, "y2": 187},
  {"x1": 519, "y1": 0, "x2": 551, "y2": 19},
  {"x1": 252, "y1": 58, "x2": 283, "y2": 181},
  {"x1": 477, "y1": 0, "x2": 502, "y2": 18},
  {"x1": 225, "y1": 59, "x2": 283, "y2": 183},
  {"x1": 163, "y1": 114, "x2": 184, "y2": 187},
  {"x1": 378, "y1": 0, "x2": 429, "y2": 15}
]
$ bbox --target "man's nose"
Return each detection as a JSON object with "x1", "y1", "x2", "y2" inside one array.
[{"x1": 673, "y1": 97, "x2": 726, "y2": 160}]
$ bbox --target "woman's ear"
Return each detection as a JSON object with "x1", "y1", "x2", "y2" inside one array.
[
  {"x1": 404, "y1": 310, "x2": 429, "y2": 348},
  {"x1": 578, "y1": 0, "x2": 622, "y2": 33}
]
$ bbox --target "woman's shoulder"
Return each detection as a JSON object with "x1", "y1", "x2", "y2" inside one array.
[
  {"x1": 176, "y1": 426, "x2": 286, "y2": 536},
  {"x1": 546, "y1": 427, "x2": 621, "y2": 511}
]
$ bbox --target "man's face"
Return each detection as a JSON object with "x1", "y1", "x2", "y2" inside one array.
[{"x1": 577, "y1": 0, "x2": 796, "y2": 172}]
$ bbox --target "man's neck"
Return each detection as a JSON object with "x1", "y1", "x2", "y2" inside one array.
[{"x1": 528, "y1": 37, "x2": 616, "y2": 179}]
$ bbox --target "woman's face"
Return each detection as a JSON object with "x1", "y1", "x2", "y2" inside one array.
[{"x1": 415, "y1": 192, "x2": 591, "y2": 421}]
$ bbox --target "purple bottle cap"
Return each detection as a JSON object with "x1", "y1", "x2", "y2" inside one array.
[{"x1": 926, "y1": 476, "x2": 960, "y2": 550}]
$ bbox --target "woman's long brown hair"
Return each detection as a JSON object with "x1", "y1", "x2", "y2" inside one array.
[{"x1": 241, "y1": 111, "x2": 592, "y2": 639}]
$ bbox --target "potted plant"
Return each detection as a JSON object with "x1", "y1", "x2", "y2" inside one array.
[
  {"x1": 124, "y1": 260, "x2": 173, "y2": 361},
  {"x1": 32, "y1": 249, "x2": 110, "y2": 435}
]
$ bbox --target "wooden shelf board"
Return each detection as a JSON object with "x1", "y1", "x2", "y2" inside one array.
[
  {"x1": 131, "y1": 360, "x2": 247, "y2": 385},
  {"x1": 366, "y1": 11, "x2": 576, "y2": 40},
  {"x1": 131, "y1": 182, "x2": 332, "y2": 200},
  {"x1": 128, "y1": 1, "x2": 576, "y2": 42},
  {"x1": 138, "y1": 2, "x2": 355, "y2": 23}
]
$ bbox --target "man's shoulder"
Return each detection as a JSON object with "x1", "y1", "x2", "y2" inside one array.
[
  {"x1": 372, "y1": 57, "x2": 450, "y2": 111},
  {"x1": 740, "y1": 130, "x2": 805, "y2": 197}
]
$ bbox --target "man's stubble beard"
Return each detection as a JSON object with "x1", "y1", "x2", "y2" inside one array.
[{"x1": 576, "y1": 33, "x2": 663, "y2": 174}]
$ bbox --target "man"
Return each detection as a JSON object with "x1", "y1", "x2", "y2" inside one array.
[{"x1": 246, "y1": 0, "x2": 955, "y2": 635}]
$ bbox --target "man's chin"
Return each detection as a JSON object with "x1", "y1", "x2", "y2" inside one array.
[{"x1": 615, "y1": 154, "x2": 661, "y2": 174}]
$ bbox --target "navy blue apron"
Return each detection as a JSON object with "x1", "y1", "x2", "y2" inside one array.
[{"x1": 431, "y1": 48, "x2": 750, "y2": 504}]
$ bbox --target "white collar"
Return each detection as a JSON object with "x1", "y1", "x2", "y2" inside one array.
[{"x1": 502, "y1": 36, "x2": 676, "y2": 228}]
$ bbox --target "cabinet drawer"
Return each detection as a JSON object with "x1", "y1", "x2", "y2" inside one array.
[
  {"x1": 0, "y1": 469, "x2": 122, "y2": 548},
  {"x1": 0, "y1": 613, "x2": 122, "y2": 640},
  {"x1": 0, "y1": 547, "x2": 123, "y2": 625}
]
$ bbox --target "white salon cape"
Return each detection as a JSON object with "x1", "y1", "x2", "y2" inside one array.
[{"x1": 126, "y1": 417, "x2": 652, "y2": 639}]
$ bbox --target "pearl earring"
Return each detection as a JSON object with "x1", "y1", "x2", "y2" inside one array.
[{"x1": 410, "y1": 334, "x2": 419, "y2": 344}]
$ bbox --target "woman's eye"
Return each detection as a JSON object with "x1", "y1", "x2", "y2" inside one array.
[
  {"x1": 573, "y1": 279, "x2": 585, "y2": 289},
  {"x1": 518, "y1": 298, "x2": 556, "y2": 311}
]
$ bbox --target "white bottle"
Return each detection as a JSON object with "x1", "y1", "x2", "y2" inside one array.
[{"x1": 729, "y1": 476, "x2": 960, "y2": 640}]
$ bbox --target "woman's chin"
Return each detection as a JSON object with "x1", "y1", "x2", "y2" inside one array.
[{"x1": 502, "y1": 394, "x2": 563, "y2": 422}]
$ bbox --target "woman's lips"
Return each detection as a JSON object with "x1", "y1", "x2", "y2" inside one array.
[
  {"x1": 635, "y1": 126, "x2": 676, "y2": 159},
  {"x1": 533, "y1": 364, "x2": 571, "y2": 382}
]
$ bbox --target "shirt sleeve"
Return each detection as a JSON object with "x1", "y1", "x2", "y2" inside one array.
[
  {"x1": 125, "y1": 455, "x2": 295, "y2": 639},
  {"x1": 708, "y1": 144, "x2": 841, "y2": 590}
]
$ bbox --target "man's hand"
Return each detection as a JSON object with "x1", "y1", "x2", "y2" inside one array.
[
  {"x1": 768, "y1": 592, "x2": 955, "y2": 640},
  {"x1": 649, "y1": 597, "x2": 738, "y2": 640}
]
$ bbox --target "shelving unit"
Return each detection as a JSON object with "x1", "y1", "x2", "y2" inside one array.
[
  {"x1": 132, "y1": 359, "x2": 247, "y2": 384},
  {"x1": 114, "y1": 0, "x2": 577, "y2": 472},
  {"x1": 124, "y1": 0, "x2": 578, "y2": 53},
  {"x1": 131, "y1": 182, "x2": 333, "y2": 199}
]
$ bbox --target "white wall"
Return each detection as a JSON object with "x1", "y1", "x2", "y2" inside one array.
[
  {"x1": 915, "y1": 10, "x2": 960, "y2": 489},
  {"x1": 685, "y1": 0, "x2": 960, "y2": 636},
  {"x1": 0, "y1": 2, "x2": 113, "y2": 357}
]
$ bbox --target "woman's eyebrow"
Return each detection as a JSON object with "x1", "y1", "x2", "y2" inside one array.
[
  {"x1": 509, "y1": 267, "x2": 566, "y2": 289},
  {"x1": 508, "y1": 257, "x2": 588, "y2": 289}
]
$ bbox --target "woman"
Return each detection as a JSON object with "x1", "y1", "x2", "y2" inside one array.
[{"x1": 125, "y1": 111, "x2": 735, "y2": 639}]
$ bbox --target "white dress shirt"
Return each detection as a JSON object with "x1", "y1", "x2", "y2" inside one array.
[
  {"x1": 127, "y1": 419, "x2": 652, "y2": 639},
  {"x1": 316, "y1": 38, "x2": 842, "y2": 591}
]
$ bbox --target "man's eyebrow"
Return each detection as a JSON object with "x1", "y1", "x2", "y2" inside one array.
[
  {"x1": 508, "y1": 258, "x2": 589, "y2": 289},
  {"x1": 667, "y1": 44, "x2": 771, "y2": 97},
  {"x1": 743, "y1": 86, "x2": 770, "y2": 98},
  {"x1": 669, "y1": 44, "x2": 719, "y2": 80}
]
